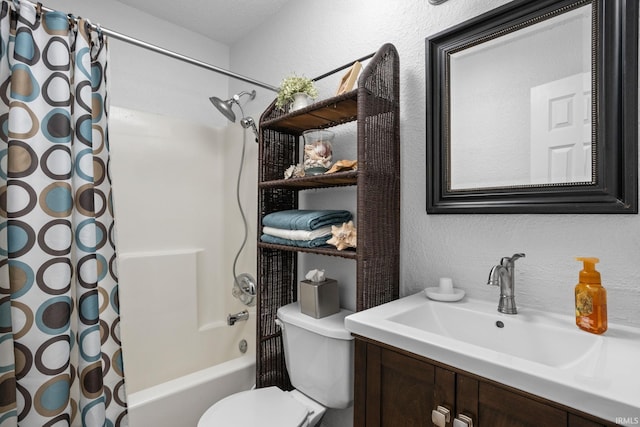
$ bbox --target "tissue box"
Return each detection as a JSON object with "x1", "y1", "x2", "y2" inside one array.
[{"x1": 299, "y1": 278, "x2": 339, "y2": 318}]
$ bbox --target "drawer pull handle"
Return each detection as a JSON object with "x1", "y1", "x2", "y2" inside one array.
[
  {"x1": 431, "y1": 405, "x2": 451, "y2": 427},
  {"x1": 453, "y1": 414, "x2": 474, "y2": 427}
]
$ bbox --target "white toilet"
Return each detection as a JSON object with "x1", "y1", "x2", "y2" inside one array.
[{"x1": 198, "y1": 301, "x2": 354, "y2": 427}]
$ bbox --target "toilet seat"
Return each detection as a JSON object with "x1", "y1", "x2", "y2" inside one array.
[{"x1": 198, "y1": 386, "x2": 311, "y2": 427}]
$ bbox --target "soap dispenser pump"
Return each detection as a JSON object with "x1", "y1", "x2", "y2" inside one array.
[{"x1": 574, "y1": 257, "x2": 607, "y2": 334}]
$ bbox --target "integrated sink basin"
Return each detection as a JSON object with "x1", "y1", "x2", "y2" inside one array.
[
  {"x1": 345, "y1": 291, "x2": 640, "y2": 423},
  {"x1": 388, "y1": 297, "x2": 599, "y2": 368}
]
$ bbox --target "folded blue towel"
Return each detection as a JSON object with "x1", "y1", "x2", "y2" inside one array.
[
  {"x1": 262, "y1": 209, "x2": 352, "y2": 231},
  {"x1": 260, "y1": 233, "x2": 332, "y2": 248}
]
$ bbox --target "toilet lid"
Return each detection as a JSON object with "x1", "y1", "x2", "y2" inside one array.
[{"x1": 198, "y1": 386, "x2": 310, "y2": 427}]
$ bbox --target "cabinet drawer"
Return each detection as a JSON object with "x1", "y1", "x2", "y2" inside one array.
[{"x1": 478, "y1": 381, "x2": 566, "y2": 427}]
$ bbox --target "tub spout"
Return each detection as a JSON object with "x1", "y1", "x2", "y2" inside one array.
[{"x1": 227, "y1": 310, "x2": 249, "y2": 326}]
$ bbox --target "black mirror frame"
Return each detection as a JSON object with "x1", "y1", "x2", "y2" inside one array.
[{"x1": 426, "y1": 0, "x2": 638, "y2": 214}]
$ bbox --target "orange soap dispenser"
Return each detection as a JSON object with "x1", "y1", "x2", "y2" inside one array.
[{"x1": 574, "y1": 257, "x2": 607, "y2": 334}]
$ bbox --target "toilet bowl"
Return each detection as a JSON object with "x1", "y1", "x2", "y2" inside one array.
[
  {"x1": 197, "y1": 302, "x2": 354, "y2": 427},
  {"x1": 197, "y1": 386, "x2": 325, "y2": 427}
]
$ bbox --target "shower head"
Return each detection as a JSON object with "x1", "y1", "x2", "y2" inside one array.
[
  {"x1": 209, "y1": 96, "x2": 237, "y2": 122},
  {"x1": 209, "y1": 90, "x2": 256, "y2": 123}
]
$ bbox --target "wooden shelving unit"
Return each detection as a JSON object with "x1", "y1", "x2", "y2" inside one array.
[
  {"x1": 256, "y1": 43, "x2": 401, "y2": 390},
  {"x1": 258, "y1": 170, "x2": 358, "y2": 190},
  {"x1": 260, "y1": 90, "x2": 358, "y2": 133}
]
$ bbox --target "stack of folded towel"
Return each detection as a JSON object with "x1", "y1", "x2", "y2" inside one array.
[{"x1": 260, "y1": 209, "x2": 352, "y2": 248}]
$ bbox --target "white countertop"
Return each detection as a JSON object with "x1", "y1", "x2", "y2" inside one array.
[{"x1": 345, "y1": 291, "x2": 640, "y2": 423}]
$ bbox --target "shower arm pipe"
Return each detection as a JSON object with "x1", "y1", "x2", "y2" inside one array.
[{"x1": 32, "y1": 1, "x2": 278, "y2": 92}]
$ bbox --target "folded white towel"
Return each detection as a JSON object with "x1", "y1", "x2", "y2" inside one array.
[{"x1": 262, "y1": 226, "x2": 332, "y2": 241}]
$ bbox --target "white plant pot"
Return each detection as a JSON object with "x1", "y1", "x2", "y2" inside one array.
[{"x1": 290, "y1": 93, "x2": 311, "y2": 112}]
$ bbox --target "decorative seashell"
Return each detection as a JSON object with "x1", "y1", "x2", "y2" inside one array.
[
  {"x1": 284, "y1": 163, "x2": 305, "y2": 179},
  {"x1": 327, "y1": 220, "x2": 357, "y2": 251},
  {"x1": 311, "y1": 140, "x2": 332, "y2": 158},
  {"x1": 325, "y1": 159, "x2": 358, "y2": 174},
  {"x1": 304, "y1": 141, "x2": 332, "y2": 169},
  {"x1": 293, "y1": 164, "x2": 305, "y2": 177},
  {"x1": 284, "y1": 165, "x2": 295, "y2": 179}
]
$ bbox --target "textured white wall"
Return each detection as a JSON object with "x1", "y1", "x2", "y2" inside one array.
[{"x1": 231, "y1": 0, "x2": 640, "y2": 329}]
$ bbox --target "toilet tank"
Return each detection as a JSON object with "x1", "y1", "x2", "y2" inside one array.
[{"x1": 276, "y1": 302, "x2": 354, "y2": 409}]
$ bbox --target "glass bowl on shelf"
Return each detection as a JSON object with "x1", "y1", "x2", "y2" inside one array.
[{"x1": 302, "y1": 129, "x2": 334, "y2": 175}]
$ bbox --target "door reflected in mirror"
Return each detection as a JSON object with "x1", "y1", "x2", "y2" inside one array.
[{"x1": 449, "y1": 4, "x2": 592, "y2": 191}]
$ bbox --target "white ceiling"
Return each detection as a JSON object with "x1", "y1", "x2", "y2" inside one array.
[{"x1": 115, "y1": 0, "x2": 292, "y2": 44}]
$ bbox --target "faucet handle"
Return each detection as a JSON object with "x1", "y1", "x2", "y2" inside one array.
[{"x1": 501, "y1": 253, "x2": 525, "y2": 265}]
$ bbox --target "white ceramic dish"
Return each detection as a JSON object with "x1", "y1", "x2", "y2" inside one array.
[{"x1": 424, "y1": 287, "x2": 465, "y2": 302}]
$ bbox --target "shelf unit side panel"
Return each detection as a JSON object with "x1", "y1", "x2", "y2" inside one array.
[
  {"x1": 256, "y1": 127, "x2": 299, "y2": 389},
  {"x1": 356, "y1": 43, "x2": 401, "y2": 310},
  {"x1": 256, "y1": 247, "x2": 297, "y2": 389}
]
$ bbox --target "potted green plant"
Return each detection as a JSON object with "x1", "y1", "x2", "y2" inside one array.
[{"x1": 275, "y1": 74, "x2": 319, "y2": 111}]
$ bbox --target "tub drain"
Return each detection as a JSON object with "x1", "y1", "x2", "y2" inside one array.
[{"x1": 239, "y1": 339, "x2": 248, "y2": 354}]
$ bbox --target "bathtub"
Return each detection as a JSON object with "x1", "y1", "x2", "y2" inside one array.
[
  {"x1": 117, "y1": 249, "x2": 257, "y2": 426},
  {"x1": 127, "y1": 352, "x2": 256, "y2": 427}
]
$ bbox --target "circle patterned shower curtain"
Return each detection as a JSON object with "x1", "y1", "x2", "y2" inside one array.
[{"x1": 0, "y1": 1, "x2": 128, "y2": 426}]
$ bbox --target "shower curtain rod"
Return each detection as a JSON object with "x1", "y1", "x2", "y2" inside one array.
[
  {"x1": 31, "y1": 2, "x2": 376, "y2": 94},
  {"x1": 33, "y1": 1, "x2": 279, "y2": 92},
  {"x1": 99, "y1": 28, "x2": 278, "y2": 92}
]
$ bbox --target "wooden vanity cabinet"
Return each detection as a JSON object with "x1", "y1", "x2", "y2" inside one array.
[
  {"x1": 354, "y1": 338, "x2": 455, "y2": 426},
  {"x1": 354, "y1": 337, "x2": 619, "y2": 427}
]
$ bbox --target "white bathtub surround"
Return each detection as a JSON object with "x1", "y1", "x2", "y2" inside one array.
[
  {"x1": 118, "y1": 250, "x2": 255, "y2": 393},
  {"x1": 110, "y1": 108, "x2": 257, "y2": 425}
]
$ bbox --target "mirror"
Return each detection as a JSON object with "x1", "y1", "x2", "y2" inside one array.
[
  {"x1": 450, "y1": 6, "x2": 592, "y2": 190},
  {"x1": 426, "y1": 0, "x2": 638, "y2": 213}
]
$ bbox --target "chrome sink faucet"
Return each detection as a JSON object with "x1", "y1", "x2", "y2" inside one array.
[{"x1": 487, "y1": 253, "x2": 525, "y2": 314}]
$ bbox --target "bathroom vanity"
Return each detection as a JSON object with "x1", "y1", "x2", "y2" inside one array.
[
  {"x1": 353, "y1": 337, "x2": 617, "y2": 427},
  {"x1": 345, "y1": 292, "x2": 640, "y2": 427}
]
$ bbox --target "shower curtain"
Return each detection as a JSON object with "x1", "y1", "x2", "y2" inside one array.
[{"x1": 0, "y1": 1, "x2": 127, "y2": 426}]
